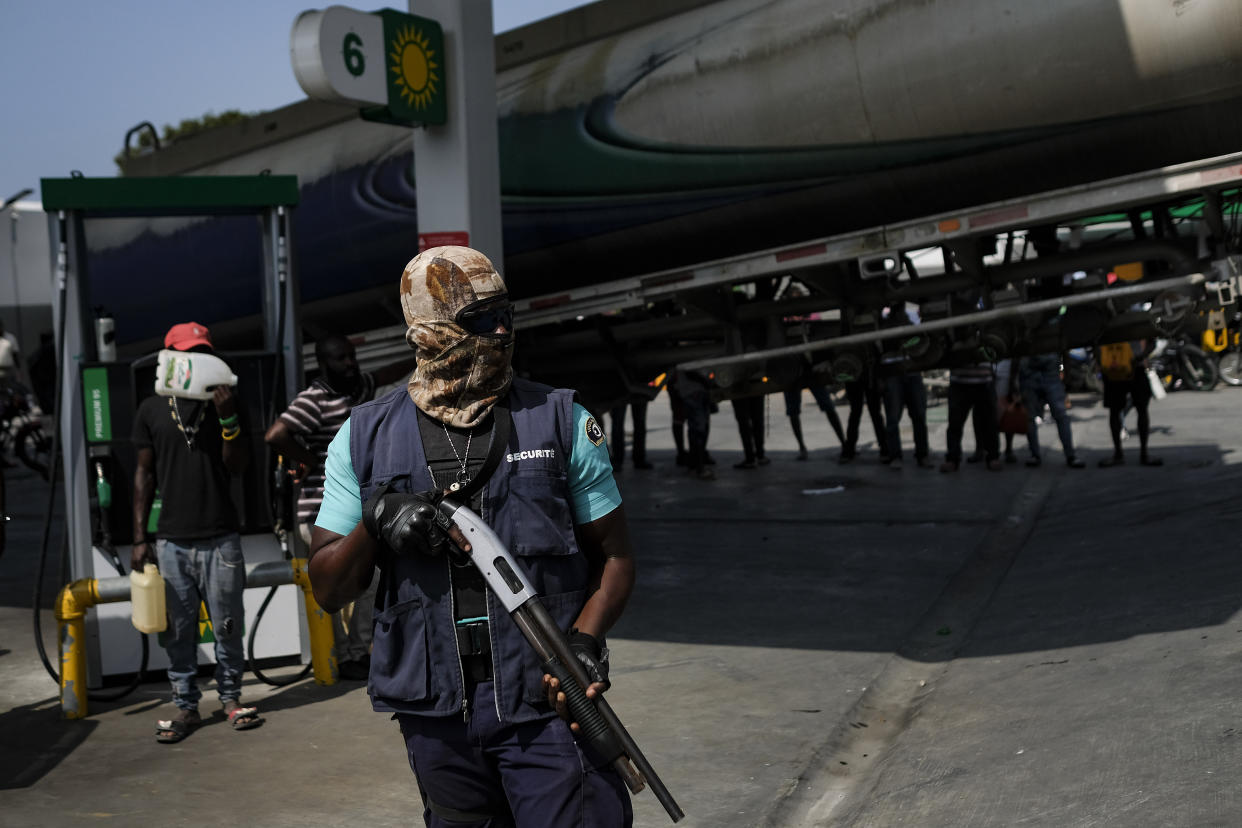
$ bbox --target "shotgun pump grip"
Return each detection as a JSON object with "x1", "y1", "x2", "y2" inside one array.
[{"x1": 543, "y1": 655, "x2": 625, "y2": 765}]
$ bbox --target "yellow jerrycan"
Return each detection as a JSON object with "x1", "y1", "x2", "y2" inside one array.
[{"x1": 130, "y1": 563, "x2": 168, "y2": 633}]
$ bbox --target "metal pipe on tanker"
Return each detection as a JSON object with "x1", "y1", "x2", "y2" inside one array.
[{"x1": 678, "y1": 273, "x2": 1207, "y2": 373}]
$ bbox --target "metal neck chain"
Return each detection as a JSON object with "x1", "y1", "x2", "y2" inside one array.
[
  {"x1": 441, "y1": 423, "x2": 473, "y2": 492},
  {"x1": 168, "y1": 397, "x2": 205, "y2": 451}
]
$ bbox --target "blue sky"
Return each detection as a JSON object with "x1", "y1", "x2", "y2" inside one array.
[{"x1": 0, "y1": 1, "x2": 587, "y2": 202}]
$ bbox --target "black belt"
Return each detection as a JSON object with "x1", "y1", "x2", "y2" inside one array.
[{"x1": 456, "y1": 620, "x2": 493, "y2": 683}]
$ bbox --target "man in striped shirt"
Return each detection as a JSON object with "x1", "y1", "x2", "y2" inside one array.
[
  {"x1": 940, "y1": 361, "x2": 1002, "y2": 472},
  {"x1": 266, "y1": 334, "x2": 413, "y2": 679}
]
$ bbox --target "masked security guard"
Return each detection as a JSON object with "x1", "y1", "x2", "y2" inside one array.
[{"x1": 309, "y1": 246, "x2": 636, "y2": 827}]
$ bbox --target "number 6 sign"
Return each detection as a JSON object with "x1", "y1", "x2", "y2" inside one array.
[{"x1": 292, "y1": 6, "x2": 446, "y2": 126}]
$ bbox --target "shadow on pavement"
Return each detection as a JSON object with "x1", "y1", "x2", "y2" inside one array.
[
  {"x1": 0, "y1": 671, "x2": 365, "y2": 791},
  {"x1": 0, "y1": 464, "x2": 64, "y2": 612},
  {"x1": 616, "y1": 439, "x2": 1241, "y2": 663},
  {"x1": 963, "y1": 441, "x2": 1242, "y2": 657},
  {"x1": 0, "y1": 697, "x2": 97, "y2": 790}
]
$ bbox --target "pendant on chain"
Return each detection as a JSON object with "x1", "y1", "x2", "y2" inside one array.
[{"x1": 442, "y1": 423, "x2": 473, "y2": 493}]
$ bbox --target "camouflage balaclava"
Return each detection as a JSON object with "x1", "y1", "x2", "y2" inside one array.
[{"x1": 400, "y1": 246, "x2": 514, "y2": 428}]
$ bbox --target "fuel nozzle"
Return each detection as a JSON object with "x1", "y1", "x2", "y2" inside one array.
[
  {"x1": 94, "y1": 459, "x2": 112, "y2": 509},
  {"x1": 90, "y1": 450, "x2": 123, "y2": 575}
]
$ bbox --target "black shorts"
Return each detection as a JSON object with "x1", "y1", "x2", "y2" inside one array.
[{"x1": 1103, "y1": 373, "x2": 1152, "y2": 410}]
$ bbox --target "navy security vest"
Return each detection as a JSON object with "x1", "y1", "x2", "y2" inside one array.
[{"x1": 349, "y1": 378, "x2": 589, "y2": 724}]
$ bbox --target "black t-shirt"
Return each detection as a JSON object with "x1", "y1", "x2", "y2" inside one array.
[
  {"x1": 417, "y1": 408, "x2": 494, "y2": 621},
  {"x1": 131, "y1": 394, "x2": 240, "y2": 540}
]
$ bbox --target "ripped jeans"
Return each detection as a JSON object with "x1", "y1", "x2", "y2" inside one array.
[{"x1": 156, "y1": 534, "x2": 246, "y2": 711}]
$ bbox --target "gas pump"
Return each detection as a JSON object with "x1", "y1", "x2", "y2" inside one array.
[
  {"x1": 78, "y1": 332, "x2": 151, "y2": 699},
  {"x1": 248, "y1": 451, "x2": 315, "y2": 687},
  {"x1": 38, "y1": 176, "x2": 325, "y2": 704},
  {"x1": 85, "y1": 311, "x2": 124, "y2": 576}
]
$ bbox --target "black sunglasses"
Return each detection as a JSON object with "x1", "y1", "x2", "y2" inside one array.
[{"x1": 456, "y1": 301, "x2": 514, "y2": 335}]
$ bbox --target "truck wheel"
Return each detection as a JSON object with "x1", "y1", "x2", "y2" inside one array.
[
  {"x1": 1179, "y1": 346, "x2": 1218, "y2": 391},
  {"x1": 1218, "y1": 352, "x2": 1242, "y2": 387}
]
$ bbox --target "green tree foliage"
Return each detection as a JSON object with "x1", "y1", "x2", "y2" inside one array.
[{"x1": 115, "y1": 110, "x2": 254, "y2": 169}]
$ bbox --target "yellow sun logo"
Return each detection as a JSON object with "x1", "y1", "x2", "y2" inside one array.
[{"x1": 389, "y1": 25, "x2": 440, "y2": 110}]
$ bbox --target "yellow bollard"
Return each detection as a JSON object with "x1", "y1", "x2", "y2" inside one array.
[
  {"x1": 55, "y1": 578, "x2": 100, "y2": 719},
  {"x1": 291, "y1": 557, "x2": 337, "y2": 685},
  {"x1": 54, "y1": 557, "x2": 329, "y2": 719}
]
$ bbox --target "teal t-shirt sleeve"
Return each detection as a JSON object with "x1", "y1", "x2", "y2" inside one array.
[
  {"x1": 316, "y1": 405, "x2": 618, "y2": 531},
  {"x1": 568, "y1": 403, "x2": 622, "y2": 524},
  {"x1": 315, "y1": 419, "x2": 363, "y2": 536}
]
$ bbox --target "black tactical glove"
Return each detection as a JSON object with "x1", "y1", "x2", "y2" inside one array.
[
  {"x1": 568, "y1": 629, "x2": 610, "y2": 691},
  {"x1": 362, "y1": 490, "x2": 451, "y2": 557}
]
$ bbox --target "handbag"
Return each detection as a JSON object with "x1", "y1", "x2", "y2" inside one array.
[
  {"x1": 998, "y1": 396, "x2": 1029, "y2": 435},
  {"x1": 997, "y1": 358, "x2": 1028, "y2": 435}
]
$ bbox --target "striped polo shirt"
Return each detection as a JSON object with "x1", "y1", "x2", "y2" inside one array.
[
  {"x1": 950, "y1": 363, "x2": 995, "y2": 385},
  {"x1": 279, "y1": 373, "x2": 376, "y2": 523}
]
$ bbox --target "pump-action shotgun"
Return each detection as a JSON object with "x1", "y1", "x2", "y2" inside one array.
[{"x1": 437, "y1": 500, "x2": 684, "y2": 823}]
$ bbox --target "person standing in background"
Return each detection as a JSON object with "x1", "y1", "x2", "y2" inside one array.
[
  {"x1": 1019, "y1": 352, "x2": 1086, "y2": 468},
  {"x1": 669, "y1": 367, "x2": 716, "y2": 479},
  {"x1": 880, "y1": 305, "x2": 930, "y2": 468},
  {"x1": 265, "y1": 334, "x2": 414, "y2": 680},
  {"x1": 1098, "y1": 340, "x2": 1161, "y2": 468},
  {"x1": 730, "y1": 393, "x2": 769, "y2": 469},
  {"x1": 132, "y1": 322, "x2": 261, "y2": 742},
  {"x1": 839, "y1": 361, "x2": 889, "y2": 464},
  {"x1": 609, "y1": 389, "x2": 654, "y2": 471},
  {"x1": 0, "y1": 318, "x2": 23, "y2": 386},
  {"x1": 940, "y1": 361, "x2": 1001, "y2": 472},
  {"x1": 785, "y1": 379, "x2": 846, "y2": 461}
]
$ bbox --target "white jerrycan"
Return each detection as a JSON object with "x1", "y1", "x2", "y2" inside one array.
[{"x1": 154, "y1": 349, "x2": 238, "y2": 400}]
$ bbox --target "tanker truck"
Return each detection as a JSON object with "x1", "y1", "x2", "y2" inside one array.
[{"x1": 76, "y1": 0, "x2": 1242, "y2": 405}]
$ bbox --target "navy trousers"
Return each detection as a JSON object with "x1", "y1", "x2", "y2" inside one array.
[{"x1": 397, "y1": 681, "x2": 633, "y2": 827}]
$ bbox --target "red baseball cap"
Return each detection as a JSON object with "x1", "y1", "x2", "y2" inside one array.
[{"x1": 164, "y1": 322, "x2": 213, "y2": 351}]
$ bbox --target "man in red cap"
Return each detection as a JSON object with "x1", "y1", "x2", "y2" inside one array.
[
  {"x1": 131, "y1": 321, "x2": 262, "y2": 741},
  {"x1": 162, "y1": 321, "x2": 213, "y2": 351}
]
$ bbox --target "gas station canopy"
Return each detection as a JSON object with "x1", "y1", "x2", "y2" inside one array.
[{"x1": 41, "y1": 175, "x2": 299, "y2": 217}]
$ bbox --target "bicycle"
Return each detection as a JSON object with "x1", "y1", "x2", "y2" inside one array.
[
  {"x1": 0, "y1": 380, "x2": 53, "y2": 479},
  {"x1": 1150, "y1": 334, "x2": 1219, "y2": 392},
  {"x1": 1205, "y1": 309, "x2": 1242, "y2": 387}
]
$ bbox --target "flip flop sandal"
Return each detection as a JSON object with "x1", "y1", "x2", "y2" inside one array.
[
  {"x1": 226, "y1": 706, "x2": 264, "y2": 731},
  {"x1": 156, "y1": 711, "x2": 201, "y2": 743}
]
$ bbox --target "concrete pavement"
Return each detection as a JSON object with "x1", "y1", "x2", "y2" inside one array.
[{"x1": 2, "y1": 384, "x2": 1240, "y2": 826}]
